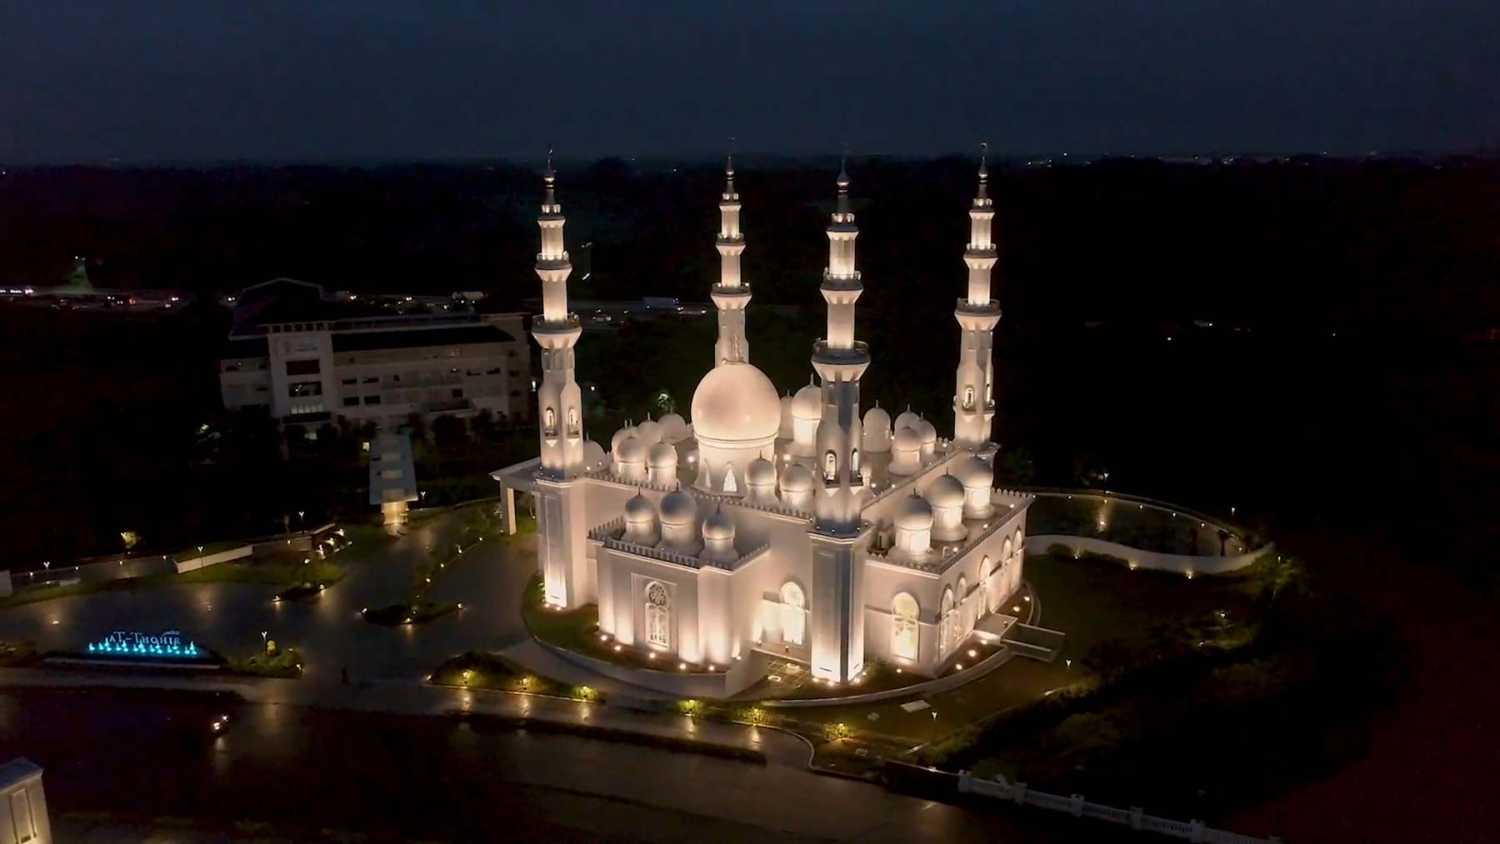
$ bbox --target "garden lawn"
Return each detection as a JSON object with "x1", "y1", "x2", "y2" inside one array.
[
  {"x1": 0, "y1": 556, "x2": 348, "y2": 609},
  {"x1": 1024, "y1": 550, "x2": 1259, "y2": 662}
]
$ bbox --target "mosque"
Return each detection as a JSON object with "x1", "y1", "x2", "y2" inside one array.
[{"x1": 494, "y1": 150, "x2": 1033, "y2": 695}]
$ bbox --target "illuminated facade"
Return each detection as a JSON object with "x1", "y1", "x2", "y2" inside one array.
[{"x1": 496, "y1": 153, "x2": 1030, "y2": 694}]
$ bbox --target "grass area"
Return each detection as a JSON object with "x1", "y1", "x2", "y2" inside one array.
[
  {"x1": 362, "y1": 601, "x2": 459, "y2": 626},
  {"x1": 0, "y1": 640, "x2": 38, "y2": 666},
  {"x1": 0, "y1": 555, "x2": 348, "y2": 610},
  {"x1": 430, "y1": 650, "x2": 590, "y2": 700},
  {"x1": 913, "y1": 549, "x2": 1402, "y2": 821},
  {"x1": 1024, "y1": 550, "x2": 1261, "y2": 663},
  {"x1": 226, "y1": 645, "x2": 304, "y2": 678}
]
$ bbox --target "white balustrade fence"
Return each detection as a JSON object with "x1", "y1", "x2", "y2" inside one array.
[{"x1": 958, "y1": 773, "x2": 1280, "y2": 843}]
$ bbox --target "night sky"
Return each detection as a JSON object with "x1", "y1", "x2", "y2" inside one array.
[{"x1": 1, "y1": 0, "x2": 1497, "y2": 163}]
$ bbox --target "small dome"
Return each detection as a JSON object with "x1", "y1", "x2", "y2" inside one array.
[
  {"x1": 779, "y1": 463, "x2": 815, "y2": 492},
  {"x1": 791, "y1": 383, "x2": 823, "y2": 420},
  {"x1": 616, "y1": 435, "x2": 646, "y2": 464},
  {"x1": 893, "y1": 426, "x2": 922, "y2": 452},
  {"x1": 894, "y1": 494, "x2": 934, "y2": 529},
  {"x1": 926, "y1": 474, "x2": 966, "y2": 508},
  {"x1": 914, "y1": 418, "x2": 938, "y2": 444},
  {"x1": 702, "y1": 508, "x2": 736, "y2": 541},
  {"x1": 659, "y1": 489, "x2": 698, "y2": 525},
  {"x1": 583, "y1": 440, "x2": 608, "y2": 470},
  {"x1": 894, "y1": 408, "x2": 923, "y2": 432},
  {"x1": 746, "y1": 457, "x2": 777, "y2": 486},
  {"x1": 624, "y1": 492, "x2": 657, "y2": 522},
  {"x1": 954, "y1": 455, "x2": 993, "y2": 487},
  {"x1": 690, "y1": 363, "x2": 782, "y2": 443},
  {"x1": 610, "y1": 425, "x2": 637, "y2": 454},
  {"x1": 658, "y1": 413, "x2": 688, "y2": 440},
  {"x1": 635, "y1": 419, "x2": 663, "y2": 445},
  {"x1": 648, "y1": 442, "x2": 678, "y2": 467},
  {"x1": 862, "y1": 405, "x2": 893, "y2": 452}
]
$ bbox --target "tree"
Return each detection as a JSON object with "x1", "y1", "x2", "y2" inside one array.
[
  {"x1": 432, "y1": 414, "x2": 469, "y2": 451},
  {"x1": 997, "y1": 447, "x2": 1037, "y2": 485}
]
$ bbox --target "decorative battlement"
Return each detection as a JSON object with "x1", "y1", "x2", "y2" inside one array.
[
  {"x1": 869, "y1": 494, "x2": 1030, "y2": 574},
  {"x1": 589, "y1": 516, "x2": 770, "y2": 571}
]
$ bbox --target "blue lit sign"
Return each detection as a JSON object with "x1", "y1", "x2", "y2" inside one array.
[{"x1": 87, "y1": 629, "x2": 200, "y2": 658}]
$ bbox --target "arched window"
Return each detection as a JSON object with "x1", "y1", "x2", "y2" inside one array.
[
  {"x1": 940, "y1": 587, "x2": 955, "y2": 654},
  {"x1": 544, "y1": 406, "x2": 556, "y2": 433},
  {"x1": 1014, "y1": 528, "x2": 1024, "y2": 559},
  {"x1": 722, "y1": 462, "x2": 739, "y2": 494},
  {"x1": 892, "y1": 593, "x2": 919, "y2": 661},
  {"x1": 567, "y1": 406, "x2": 579, "y2": 435},
  {"x1": 1002, "y1": 538, "x2": 1013, "y2": 566},
  {"x1": 978, "y1": 556, "x2": 993, "y2": 616},
  {"x1": 963, "y1": 386, "x2": 975, "y2": 410},
  {"x1": 780, "y1": 581, "x2": 806, "y2": 646},
  {"x1": 985, "y1": 381, "x2": 993, "y2": 403},
  {"x1": 958, "y1": 576, "x2": 971, "y2": 634},
  {"x1": 645, "y1": 582, "x2": 671, "y2": 649},
  {"x1": 823, "y1": 450, "x2": 837, "y2": 481},
  {"x1": 850, "y1": 447, "x2": 860, "y2": 474}
]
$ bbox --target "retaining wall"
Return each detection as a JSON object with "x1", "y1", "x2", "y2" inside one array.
[
  {"x1": 173, "y1": 545, "x2": 253, "y2": 574},
  {"x1": 1026, "y1": 535, "x2": 1269, "y2": 577},
  {"x1": 537, "y1": 637, "x2": 767, "y2": 699}
]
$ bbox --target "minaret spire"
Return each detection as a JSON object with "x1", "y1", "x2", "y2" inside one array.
[
  {"x1": 532, "y1": 150, "x2": 585, "y2": 474},
  {"x1": 953, "y1": 142, "x2": 1001, "y2": 448},
  {"x1": 711, "y1": 139, "x2": 751, "y2": 366},
  {"x1": 808, "y1": 154, "x2": 872, "y2": 685},
  {"x1": 812, "y1": 157, "x2": 869, "y2": 529}
]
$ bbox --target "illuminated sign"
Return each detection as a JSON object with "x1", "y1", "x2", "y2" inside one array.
[{"x1": 86, "y1": 629, "x2": 200, "y2": 658}]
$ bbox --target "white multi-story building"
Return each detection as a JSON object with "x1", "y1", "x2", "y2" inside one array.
[
  {"x1": 496, "y1": 151, "x2": 1032, "y2": 698},
  {"x1": 220, "y1": 279, "x2": 531, "y2": 428}
]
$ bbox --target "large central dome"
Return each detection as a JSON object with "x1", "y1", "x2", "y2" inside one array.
[{"x1": 690, "y1": 363, "x2": 781, "y2": 444}]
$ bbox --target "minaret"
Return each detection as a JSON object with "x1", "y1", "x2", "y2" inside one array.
[
  {"x1": 711, "y1": 150, "x2": 751, "y2": 365},
  {"x1": 531, "y1": 150, "x2": 592, "y2": 609},
  {"x1": 808, "y1": 156, "x2": 871, "y2": 684},
  {"x1": 953, "y1": 143, "x2": 1001, "y2": 449},
  {"x1": 533, "y1": 150, "x2": 585, "y2": 474}
]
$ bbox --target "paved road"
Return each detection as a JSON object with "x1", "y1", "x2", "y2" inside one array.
[{"x1": 1, "y1": 686, "x2": 1110, "y2": 843}]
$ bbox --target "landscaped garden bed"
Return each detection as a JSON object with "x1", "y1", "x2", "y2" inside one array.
[
  {"x1": 362, "y1": 601, "x2": 459, "y2": 626},
  {"x1": 226, "y1": 645, "x2": 304, "y2": 678},
  {"x1": 429, "y1": 650, "x2": 589, "y2": 700}
]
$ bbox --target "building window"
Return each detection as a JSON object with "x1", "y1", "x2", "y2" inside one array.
[
  {"x1": 363, "y1": 376, "x2": 378, "y2": 384},
  {"x1": 452, "y1": 388, "x2": 464, "y2": 399},
  {"x1": 288, "y1": 381, "x2": 322, "y2": 397},
  {"x1": 892, "y1": 592, "x2": 919, "y2": 661},
  {"x1": 567, "y1": 406, "x2": 579, "y2": 436},
  {"x1": 940, "y1": 587, "x2": 956, "y2": 655},
  {"x1": 487, "y1": 367, "x2": 502, "y2": 375},
  {"x1": 645, "y1": 581, "x2": 670, "y2": 649},
  {"x1": 958, "y1": 576, "x2": 970, "y2": 634},
  {"x1": 364, "y1": 395, "x2": 382, "y2": 405},
  {"x1": 780, "y1": 581, "x2": 806, "y2": 646},
  {"x1": 544, "y1": 406, "x2": 556, "y2": 434},
  {"x1": 850, "y1": 447, "x2": 860, "y2": 474},
  {"x1": 963, "y1": 386, "x2": 975, "y2": 410},
  {"x1": 286, "y1": 359, "x2": 320, "y2": 376},
  {"x1": 823, "y1": 450, "x2": 837, "y2": 481},
  {"x1": 343, "y1": 397, "x2": 359, "y2": 407},
  {"x1": 979, "y1": 555, "x2": 993, "y2": 616}
]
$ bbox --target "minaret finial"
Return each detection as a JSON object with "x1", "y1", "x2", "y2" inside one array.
[
  {"x1": 543, "y1": 145, "x2": 557, "y2": 206},
  {"x1": 977, "y1": 141, "x2": 990, "y2": 200}
]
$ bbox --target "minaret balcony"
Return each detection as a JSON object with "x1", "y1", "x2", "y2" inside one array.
[
  {"x1": 820, "y1": 271, "x2": 863, "y2": 291},
  {"x1": 955, "y1": 298, "x2": 1002, "y2": 317},
  {"x1": 535, "y1": 252, "x2": 571, "y2": 269}
]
